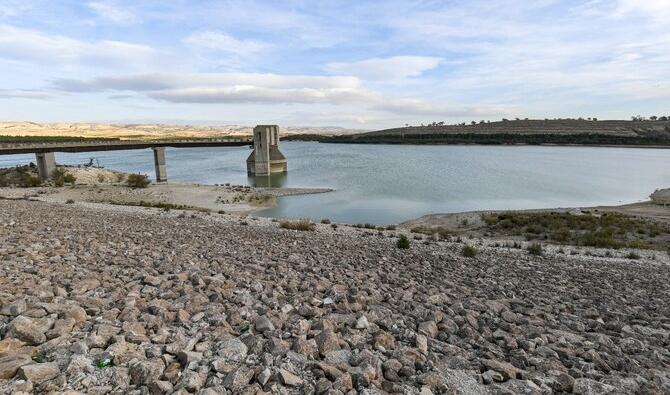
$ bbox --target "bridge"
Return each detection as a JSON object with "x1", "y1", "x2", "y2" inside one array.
[{"x1": 0, "y1": 127, "x2": 286, "y2": 182}]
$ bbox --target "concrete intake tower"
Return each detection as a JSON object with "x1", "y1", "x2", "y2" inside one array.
[{"x1": 246, "y1": 125, "x2": 287, "y2": 175}]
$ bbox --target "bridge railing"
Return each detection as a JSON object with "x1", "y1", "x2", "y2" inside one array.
[{"x1": 0, "y1": 138, "x2": 253, "y2": 150}]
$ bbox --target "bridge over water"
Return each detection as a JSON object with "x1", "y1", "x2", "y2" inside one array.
[{"x1": 0, "y1": 125, "x2": 287, "y2": 182}]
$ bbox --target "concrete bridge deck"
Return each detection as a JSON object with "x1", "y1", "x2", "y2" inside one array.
[
  {"x1": 0, "y1": 138, "x2": 253, "y2": 182},
  {"x1": 0, "y1": 138, "x2": 252, "y2": 155}
]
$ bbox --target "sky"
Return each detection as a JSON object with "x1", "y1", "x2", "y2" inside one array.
[{"x1": 0, "y1": 0, "x2": 668, "y2": 129}]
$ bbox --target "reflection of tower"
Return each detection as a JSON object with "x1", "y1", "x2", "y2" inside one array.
[{"x1": 247, "y1": 125, "x2": 287, "y2": 175}]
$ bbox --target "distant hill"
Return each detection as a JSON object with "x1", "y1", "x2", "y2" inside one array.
[
  {"x1": 287, "y1": 119, "x2": 670, "y2": 146},
  {"x1": 0, "y1": 122, "x2": 364, "y2": 140}
]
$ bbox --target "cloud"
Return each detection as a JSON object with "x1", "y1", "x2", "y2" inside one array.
[
  {"x1": 51, "y1": 71, "x2": 508, "y2": 118},
  {"x1": 87, "y1": 1, "x2": 138, "y2": 24},
  {"x1": 0, "y1": 24, "x2": 160, "y2": 69},
  {"x1": 325, "y1": 56, "x2": 442, "y2": 80},
  {"x1": 0, "y1": 89, "x2": 51, "y2": 99},
  {"x1": 183, "y1": 31, "x2": 269, "y2": 55}
]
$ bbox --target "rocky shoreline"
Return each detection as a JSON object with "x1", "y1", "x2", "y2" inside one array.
[{"x1": 1, "y1": 198, "x2": 669, "y2": 394}]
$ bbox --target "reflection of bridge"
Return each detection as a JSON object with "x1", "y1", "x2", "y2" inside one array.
[{"x1": 0, "y1": 138, "x2": 253, "y2": 182}]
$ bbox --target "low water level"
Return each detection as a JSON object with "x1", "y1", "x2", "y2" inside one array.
[{"x1": 2, "y1": 142, "x2": 668, "y2": 224}]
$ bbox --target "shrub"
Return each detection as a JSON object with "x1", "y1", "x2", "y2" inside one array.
[
  {"x1": 386, "y1": 224, "x2": 396, "y2": 230},
  {"x1": 331, "y1": 223, "x2": 338, "y2": 229},
  {"x1": 396, "y1": 234, "x2": 410, "y2": 249},
  {"x1": 527, "y1": 243, "x2": 543, "y2": 256},
  {"x1": 126, "y1": 174, "x2": 150, "y2": 188},
  {"x1": 51, "y1": 168, "x2": 75, "y2": 186},
  {"x1": 461, "y1": 245, "x2": 478, "y2": 257},
  {"x1": 97, "y1": 174, "x2": 106, "y2": 183},
  {"x1": 65, "y1": 199, "x2": 75, "y2": 204},
  {"x1": 626, "y1": 251, "x2": 640, "y2": 260},
  {"x1": 321, "y1": 219, "x2": 331, "y2": 224},
  {"x1": 27, "y1": 176, "x2": 41, "y2": 187},
  {"x1": 280, "y1": 219, "x2": 315, "y2": 231}
]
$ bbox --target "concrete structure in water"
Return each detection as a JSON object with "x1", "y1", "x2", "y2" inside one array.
[
  {"x1": 152, "y1": 147, "x2": 167, "y2": 183},
  {"x1": 246, "y1": 125, "x2": 287, "y2": 176},
  {"x1": 35, "y1": 152, "x2": 56, "y2": 181}
]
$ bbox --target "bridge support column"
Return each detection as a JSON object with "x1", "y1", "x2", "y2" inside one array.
[
  {"x1": 35, "y1": 152, "x2": 56, "y2": 181},
  {"x1": 152, "y1": 147, "x2": 167, "y2": 182}
]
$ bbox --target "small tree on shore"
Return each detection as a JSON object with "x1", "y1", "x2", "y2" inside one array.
[
  {"x1": 396, "y1": 234, "x2": 410, "y2": 249},
  {"x1": 126, "y1": 174, "x2": 150, "y2": 188}
]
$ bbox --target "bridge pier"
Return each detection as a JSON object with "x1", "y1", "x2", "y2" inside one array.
[
  {"x1": 152, "y1": 147, "x2": 167, "y2": 182},
  {"x1": 35, "y1": 152, "x2": 56, "y2": 181},
  {"x1": 247, "y1": 125, "x2": 287, "y2": 175}
]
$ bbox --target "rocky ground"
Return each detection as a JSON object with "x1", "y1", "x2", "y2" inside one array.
[{"x1": 0, "y1": 199, "x2": 669, "y2": 394}]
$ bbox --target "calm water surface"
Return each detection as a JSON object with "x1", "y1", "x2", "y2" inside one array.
[{"x1": 2, "y1": 142, "x2": 668, "y2": 224}]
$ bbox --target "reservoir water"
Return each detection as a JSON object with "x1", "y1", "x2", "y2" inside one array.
[{"x1": 2, "y1": 142, "x2": 668, "y2": 224}]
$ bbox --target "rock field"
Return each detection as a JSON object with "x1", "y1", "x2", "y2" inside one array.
[{"x1": 0, "y1": 199, "x2": 669, "y2": 394}]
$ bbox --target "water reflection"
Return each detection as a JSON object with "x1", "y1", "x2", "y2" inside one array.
[{"x1": 250, "y1": 172, "x2": 288, "y2": 188}]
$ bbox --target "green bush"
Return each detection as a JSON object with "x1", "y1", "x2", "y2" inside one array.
[
  {"x1": 396, "y1": 234, "x2": 410, "y2": 249},
  {"x1": 626, "y1": 251, "x2": 640, "y2": 260},
  {"x1": 51, "y1": 168, "x2": 76, "y2": 186},
  {"x1": 126, "y1": 174, "x2": 150, "y2": 188},
  {"x1": 461, "y1": 245, "x2": 478, "y2": 257},
  {"x1": 279, "y1": 219, "x2": 315, "y2": 231},
  {"x1": 321, "y1": 219, "x2": 331, "y2": 224},
  {"x1": 527, "y1": 243, "x2": 543, "y2": 256}
]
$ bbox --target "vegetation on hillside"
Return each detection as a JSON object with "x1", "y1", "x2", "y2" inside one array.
[
  {"x1": 480, "y1": 211, "x2": 669, "y2": 250},
  {"x1": 285, "y1": 119, "x2": 670, "y2": 146}
]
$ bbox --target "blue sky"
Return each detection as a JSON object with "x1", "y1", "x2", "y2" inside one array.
[{"x1": 0, "y1": 0, "x2": 668, "y2": 129}]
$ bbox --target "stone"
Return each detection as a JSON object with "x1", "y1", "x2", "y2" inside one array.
[
  {"x1": 374, "y1": 332, "x2": 395, "y2": 350},
  {"x1": 315, "y1": 330, "x2": 341, "y2": 355},
  {"x1": 355, "y1": 315, "x2": 370, "y2": 329},
  {"x1": 149, "y1": 380, "x2": 173, "y2": 395},
  {"x1": 177, "y1": 351, "x2": 203, "y2": 367},
  {"x1": 278, "y1": 368, "x2": 303, "y2": 386},
  {"x1": 416, "y1": 334, "x2": 428, "y2": 353},
  {"x1": 18, "y1": 362, "x2": 60, "y2": 383},
  {"x1": 573, "y1": 378, "x2": 616, "y2": 395},
  {"x1": 218, "y1": 337, "x2": 248, "y2": 363},
  {"x1": 256, "y1": 367, "x2": 272, "y2": 386},
  {"x1": 0, "y1": 354, "x2": 32, "y2": 379},
  {"x1": 223, "y1": 367, "x2": 254, "y2": 391},
  {"x1": 61, "y1": 305, "x2": 87, "y2": 323},
  {"x1": 1, "y1": 299, "x2": 27, "y2": 316},
  {"x1": 255, "y1": 315, "x2": 275, "y2": 332},
  {"x1": 6, "y1": 316, "x2": 49, "y2": 345},
  {"x1": 418, "y1": 321, "x2": 438, "y2": 338},
  {"x1": 0, "y1": 338, "x2": 26, "y2": 357},
  {"x1": 181, "y1": 370, "x2": 205, "y2": 391},
  {"x1": 129, "y1": 359, "x2": 165, "y2": 386},
  {"x1": 481, "y1": 358, "x2": 524, "y2": 381}
]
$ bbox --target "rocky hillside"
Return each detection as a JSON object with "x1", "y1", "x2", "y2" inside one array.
[
  {"x1": 0, "y1": 122, "x2": 362, "y2": 140},
  {"x1": 0, "y1": 199, "x2": 669, "y2": 394},
  {"x1": 362, "y1": 119, "x2": 670, "y2": 138}
]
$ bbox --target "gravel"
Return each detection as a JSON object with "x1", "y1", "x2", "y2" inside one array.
[{"x1": 0, "y1": 198, "x2": 669, "y2": 394}]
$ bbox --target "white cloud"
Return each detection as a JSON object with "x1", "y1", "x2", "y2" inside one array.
[
  {"x1": 183, "y1": 31, "x2": 269, "y2": 56},
  {"x1": 0, "y1": 24, "x2": 161, "y2": 69},
  {"x1": 325, "y1": 56, "x2": 442, "y2": 80},
  {"x1": 87, "y1": 1, "x2": 138, "y2": 24},
  {"x1": 51, "y1": 71, "x2": 508, "y2": 118},
  {"x1": 0, "y1": 89, "x2": 51, "y2": 99}
]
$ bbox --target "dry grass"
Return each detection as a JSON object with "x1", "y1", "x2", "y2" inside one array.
[{"x1": 279, "y1": 218, "x2": 316, "y2": 231}]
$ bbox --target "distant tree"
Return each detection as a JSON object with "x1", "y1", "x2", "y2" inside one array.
[
  {"x1": 502, "y1": 118, "x2": 509, "y2": 122},
  {"x1": 515, "y1": 117, "x2": 520, "y2": 121},
  {"x1": 479, "y1": 120, "x2": 485, "y2": 124},
  {"x1": 471, "y1": 121, "x2": 476, "y2": 125},
  {"x1": 659, "y1": 116, "x2": 668, "y2": 121},
  {"x1": 650, "y1": 115, "x2": 658, "y2": 121},
  {"x1": 593, "y1": 117, "x2": 598, "y2": 121}
]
